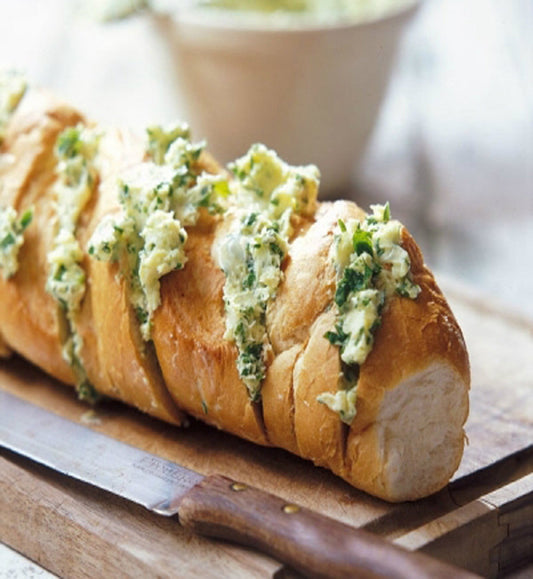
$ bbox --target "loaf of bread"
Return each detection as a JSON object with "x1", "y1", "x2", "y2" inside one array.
[{"x1": 0, "y1": 77, "x2": 470, "y2": 502}]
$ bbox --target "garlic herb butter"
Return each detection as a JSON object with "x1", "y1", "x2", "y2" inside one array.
[
  {"x1": 215, "y1": 144, "x2": 319, "y2": 400},
  {"x1": 0, "y1": 206, "x2": 33, "y2": 279},
  {"x1": 47, "y1": 126, "x2": 100, "y2": 312},
  {"x1": 88, "y1": 123, "x2": 227, "y2": 341},
  {"x1": 196, "y1": 0, "x2": 415, "y2": 25},
  {"x1": 318, "y1": 203, "x2": 420, "y2": 424},
  {"x1": 47, "y1": 125, "x2": 101, "y2": 402}
]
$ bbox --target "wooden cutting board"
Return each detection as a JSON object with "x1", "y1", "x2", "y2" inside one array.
[{"x1": 1, "y1": 277, "x2": 532, "y2": 578}]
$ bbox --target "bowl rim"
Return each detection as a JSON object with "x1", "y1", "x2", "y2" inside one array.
[{"x1": 171, "y1": 0, "x2": 421, "y2": 34}]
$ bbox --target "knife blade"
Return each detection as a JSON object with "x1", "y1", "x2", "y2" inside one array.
[{"x1": 0, "y1": 390, "x2": 477, "y2": 578}]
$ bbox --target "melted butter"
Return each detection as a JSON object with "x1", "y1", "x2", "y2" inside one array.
[
  {"x1": 47, "y1": 125, "x2": 100, "y2": 314},
  {"x1": 0, "y1": 72, "x2": 31, "y2": 279},
  {"x1": 139, "y1": 209, "x2": 188, "y2": 313},
  {"x1": 317, "y1": 383, "x2": 358, "y2": 425}
]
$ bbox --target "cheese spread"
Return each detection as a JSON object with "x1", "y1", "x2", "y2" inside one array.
[{"x1": 0, "y1": 72, "x2": 30, "y2": 279}]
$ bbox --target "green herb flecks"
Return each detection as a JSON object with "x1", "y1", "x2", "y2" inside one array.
[
  {"x1": 216, "y1": 144, "x2": 320, "y2": 400},
  {"x1": 88, "y1": 123, "x2": 228, "y2": 341},
  {"x1": 0, "y1": 205, "x2": 33, "y2": 279},
  {"x1": 318, "y1": 203, "x2": 421, "y2": 424},
  {"x1": 46, "y1": 124, "x2": 101, "y2": 402}
]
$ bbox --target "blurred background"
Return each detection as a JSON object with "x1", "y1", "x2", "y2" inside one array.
[
  {"x1": 1, "y1": 0, "x2": 531, "y2": 315},
  {"x1": 0, "y1": 0, "x2": 531, "y2": 574}
]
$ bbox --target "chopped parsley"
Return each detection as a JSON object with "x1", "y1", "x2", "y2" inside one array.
[
  {"x1": 46, "y1": 124, "x2": 101, "y2": 401},
  {"x1": 0, "y1": 206, "x2": 33, "y2": 279},
  {"x1": 215, "y1": 144, "x2": 319, "y2": 400},
  {"x1": 88, "y1": 123, "x2": 227, "y2": 341}
]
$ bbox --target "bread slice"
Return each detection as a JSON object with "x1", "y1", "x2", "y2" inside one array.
[{"x1": 288, "y1": 227, "x2": 470, "y2": 501}]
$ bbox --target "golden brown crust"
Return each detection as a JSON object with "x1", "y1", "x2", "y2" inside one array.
[
  {"x1": 292, "y1": 310, "x2": 348, "y2": 474},
  {"x1": 261, "y1": 344, "x2": 301, "y2": 454},
  {"x1": 0, "y1": 88, "x2": 470, "y2": 502}
]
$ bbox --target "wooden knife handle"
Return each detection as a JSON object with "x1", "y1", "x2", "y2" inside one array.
[{"x1": 178, "y1": 475, "x2": 479, "y2": 578}]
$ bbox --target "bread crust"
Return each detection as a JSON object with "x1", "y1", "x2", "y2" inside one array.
[{"x1": 0, "y1": 89, "x2": 470, "y2": 501}]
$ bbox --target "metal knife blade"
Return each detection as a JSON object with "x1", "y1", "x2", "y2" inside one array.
[
  {"x1": 0, "y1": 390, "x2": 479, "y2": 578},
  {"x1": 0, "y1": 390, "x2": 202, "y2": 515}
]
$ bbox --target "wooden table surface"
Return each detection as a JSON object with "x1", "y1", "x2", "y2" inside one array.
[{"x1": 0, "y1": 0, "x2": 532, "y2": 576}]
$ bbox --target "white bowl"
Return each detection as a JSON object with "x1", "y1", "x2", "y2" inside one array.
[{"x1": 157, "y1": 2, "x2": 419, "y2": 196}]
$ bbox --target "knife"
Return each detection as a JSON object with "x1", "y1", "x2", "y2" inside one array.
[{"x1": 0, "y1": 390, "x2": 477, "y2": 578}]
